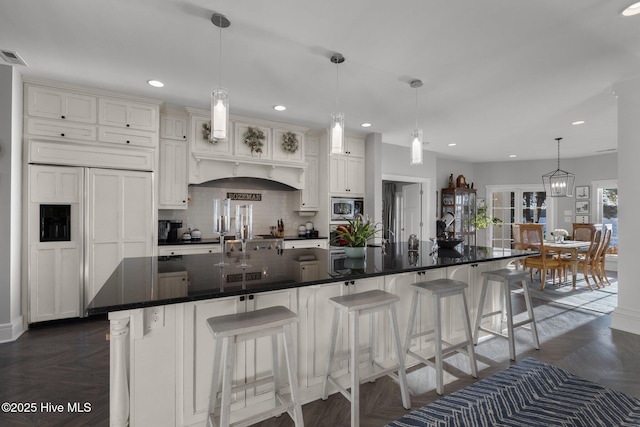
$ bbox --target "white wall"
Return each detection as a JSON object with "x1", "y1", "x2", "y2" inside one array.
[
  {"x1": 0, "y1": 64, "x2": 24, "y2": 342},
  {"x1": 611, "y1": 77, "x2": 640, "y2": 335}
]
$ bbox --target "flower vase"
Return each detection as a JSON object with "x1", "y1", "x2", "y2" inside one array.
[{"x1": 344, "y1": 247, "x2": 366, "y2": 258}]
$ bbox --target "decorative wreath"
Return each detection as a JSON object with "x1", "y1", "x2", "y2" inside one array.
[
  {"x1": 281, "y1": 131, "x2": 299, "y2": 154},
  {"x1": 244, "y1": 126, "x2": 265, "y2": 154},
  {"x1": 202, "y1": 121, "x2": 215, "y2": 143}
]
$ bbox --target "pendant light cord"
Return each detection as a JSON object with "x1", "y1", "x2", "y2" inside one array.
[
  {"x1": 218, "y1": 22, "x2": 223, "y2": 88},
  {"x1": 415, "y1": 87, "x2": 418, "y2": 129},
  {"x1": 335, "y1": 61, "x2": 340, "y2": 107}
]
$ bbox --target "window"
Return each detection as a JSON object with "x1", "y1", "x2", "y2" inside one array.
[
  {"x1": 486, "y1": 185, "x2": 554, "y2": 249},
  {"x1": 597, "y1": 183, "x2": 618, "y2": 255}
]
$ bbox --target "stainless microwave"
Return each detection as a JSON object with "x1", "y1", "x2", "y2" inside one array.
[{"x1": 331, "y1": 197, "x2": 364, "y2": 221}]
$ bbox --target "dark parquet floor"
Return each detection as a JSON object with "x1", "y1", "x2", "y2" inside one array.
[{"x1": 2, "y1": 277, "x2": 640, "y2": 427}]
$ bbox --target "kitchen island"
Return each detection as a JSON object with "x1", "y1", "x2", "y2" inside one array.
[{"x1": 88, "y1": 243, "x2": 532, "y2": 427}]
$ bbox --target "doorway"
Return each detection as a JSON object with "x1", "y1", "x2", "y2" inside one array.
[{"x1": 382, "y1": 175, "x2": 432, "y2": 244}]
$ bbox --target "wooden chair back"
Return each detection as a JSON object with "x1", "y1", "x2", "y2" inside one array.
[
  {"x1": 518, "y1": 224, "x2": 544, "y2": 250},
  {"x1": 596, "y1": 228, "x2": 612, "y2": 262},
  {"x1": 572, "y1": 223, "x2": 597, "y2": 242},
  {"x1": 585, "y1": 229, "x2": 602, "y2": 262}
]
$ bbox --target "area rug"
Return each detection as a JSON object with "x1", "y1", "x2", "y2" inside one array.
[
  {"x1": 513, "y1": 276, "x2": 618, "y2": 314},
  {"x1": 386, "y1": 358, "x2": 640, "y2": 427}
]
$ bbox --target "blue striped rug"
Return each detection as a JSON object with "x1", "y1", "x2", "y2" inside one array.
[{"x1": 386, "y1": 358, "x2": 640, "y2": 427}]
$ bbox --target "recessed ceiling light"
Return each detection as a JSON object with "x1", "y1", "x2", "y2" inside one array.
[
  {"x1": 572, "y1": 120, "x2": 585, "y2": 125},
  {"x1": 447, "y1": 143, "x2": 457, "y2": 147},
  {"x1": 147, "y1": 80, "x2": 164, "y2": 88},
  {"x1": 273, "y1": 105, "x2": 286, "y2": 111},
  {"x1": 509, "y1": 154, "x2": 517, "y2": 158},
  {"x1": 622, "y1": 1, "x2": 640, "y2": 16},
  {"x1": 361, "y1": 123, "x2": 372, "y2": 128}
]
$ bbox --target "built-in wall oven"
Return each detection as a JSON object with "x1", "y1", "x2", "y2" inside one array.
[{"x1": 330, "y1": 197, "x2": 364, "y2": 221}]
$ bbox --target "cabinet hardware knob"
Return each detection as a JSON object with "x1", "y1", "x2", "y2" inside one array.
[
  {"x1": 126, "y1": 140, "x2": 130, "y2": 144},
  {"x1": 344, "y1": 281, "x2": 349, "y2": 286},
  {"x1": 240, "y1": 296, "x2": 245, "y2": 301},
  {"x1": 126, "y1": 124, "x2": 130, "y2": 127},
  {"x1": 350, "y1": 280, "x2": 355, "y2": 285},
  {"x1": 61, "y1": 115, "x2": 65, "y2": 119},
  {"x1": 183, "y1": 135, "x2": 186, "y2": 139},
  {"x1": 249, "y1": 295, "x2": 254, "y2": 300},
  {"x1": 60, "y1": 133, "x2": 65, "y2": 137}
]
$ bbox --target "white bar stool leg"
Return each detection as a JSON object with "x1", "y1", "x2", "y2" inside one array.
[
  {"x1": 283, "y1": 323, "x2": 305, "y2": 427},
  {"x1": 404, "y1": 289, "x2": 420, "y2": 355},
  {"x1": 501, "y1": 281, "x2": 516, "y2": 361},
  {"x1": 271, "y1": 334, "x2": 280, "y2": 411},
  {"x1": 433, "y1": 294, "x2": 444, "y2": 395},
  {"x1": 389, "y1": 305, "x2": 411, "y2": 409},
  {"x1": 473, "y1": 278, "x2": 489, "y2": 345},
  {"x1": 521, "y1": 278, "x2": 540, "y2": 349},
  {"x1": 322, "y1": 306, "x2": 341, "y2": 400},
  {"x1": 207, "y1": 335, "x2": 224, "y2": 427},
  {"x1": 220, "y1": 336, "x2": 235, "y2": 427},
  {"x1": 349, "y1": 310, "x2": 360, "y2": 427},
  {"x1": 460, "y1": 290, "x2": 478, "y2": 378}
]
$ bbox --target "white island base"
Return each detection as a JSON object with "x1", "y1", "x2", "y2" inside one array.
[{"x1": 108, "y1": 261, "x2": 514, "y2": 426}]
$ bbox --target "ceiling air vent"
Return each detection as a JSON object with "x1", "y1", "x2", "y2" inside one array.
[{"x1": 0, "y1": 49, "x2": 27, "y2": 66}]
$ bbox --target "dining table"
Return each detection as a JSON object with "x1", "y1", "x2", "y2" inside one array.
[{"x1": 544, "y1": 240, "x2": 592, "y2": 289}]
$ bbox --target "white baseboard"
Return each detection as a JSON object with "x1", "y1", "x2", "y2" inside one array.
[
  {"x1": 0, "y1": 316, "x2": 26, "y2": 343},
  {"x1": 611, "y1": 307, "x2": 640, "y2": 336}
]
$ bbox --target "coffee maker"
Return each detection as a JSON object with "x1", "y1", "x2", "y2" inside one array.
[{"x1": 158, "y1": 220, "x2": 183, "y2": 243}]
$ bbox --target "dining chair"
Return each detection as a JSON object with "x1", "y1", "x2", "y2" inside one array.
[
  {"x1": 572, "y1": 223, "x2": 597, "y2": 242},
  {"x1": 562, "y1": 229, "x2": 601, "y2": 291},
  {"x1": 518, "y1": 224, "x2": 563, "y2": 289},
  {"x1": 593, "y1": 227, "x2": 613, "y2": 288}
]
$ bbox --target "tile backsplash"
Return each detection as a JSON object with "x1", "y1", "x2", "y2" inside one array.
[{"x1": 159, "y1": 186, "x2": 312, "y2": 239}]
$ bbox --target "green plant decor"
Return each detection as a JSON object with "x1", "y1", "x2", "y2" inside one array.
[
  {"x1": 473, "y1": 206, "x2": 503, "y2": 230},
  {"x1": 332, "y1": 216, "x2": 380, "y2": 247}
]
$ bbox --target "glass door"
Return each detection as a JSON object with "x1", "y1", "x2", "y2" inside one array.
[{"x1": 488, "y1": 187, "x2": 549, "y2": 249}]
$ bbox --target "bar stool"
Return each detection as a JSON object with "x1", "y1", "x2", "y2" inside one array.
[
  {"x1": 321, "y1": 289, "x2": 410, "y2": 427},
  {"x1": 206, "y1": 305, "x2": 304, "y2": 427},
  {"x1": 404, "y1": 278, "x2": 478, "y2": 395},
  {"x1": 473, "y1": 268, "x2": 539, "y2": 361}
]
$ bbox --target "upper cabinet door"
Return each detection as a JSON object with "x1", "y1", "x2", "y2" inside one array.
[
  {"x1": 160, "y1": 114, "x2": 188, "y2": 141},
  {"x1": 272, "y1": 129, "x2": 304, "y2": 163},
  {"x1": 189, "y1": 114, "x2": 232, "y2": 156},
  {"x1": 98, "y1": 97, "x2": 157, "y2": 131},
  {"x1": 27, "y1": 85, "x2": 97, "y2": 124},
  {"x1": 234, "y1": 122, "x2": 271, "y2": 159},
  {"x1": 345, "y1": 136, "x2": 365, "y2": 157}
]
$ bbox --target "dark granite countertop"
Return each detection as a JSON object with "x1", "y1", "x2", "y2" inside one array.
[
  {"x1": 86, "y1": 243, "x2": 533, "y2": 315},
  {"x1": 158, "y1": 236, "x2": 328, "y2": 245}
]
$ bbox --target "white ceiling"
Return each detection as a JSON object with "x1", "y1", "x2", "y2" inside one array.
[{"x1": 2, "y1": 0, "x2": 639, "y2": 162}]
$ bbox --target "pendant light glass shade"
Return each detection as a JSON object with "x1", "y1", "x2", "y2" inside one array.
[
  {"x1": 211, "y1": 89, "x2": 229, "y2": 140},
  {"x1": 330, "y1": 53, "x2": 345, "y2": 155},
  {"x1": 409, "y1": 80, "x2": 424, "y2": 165},
  {"x1": 410, "y1": 128, "x2": 423, "y2": 165},
  {"x1": 331, "y1": 112, "x2": 344, "y2": 155},
  {"x1": 210, "y1": 13, "x2": 230, "y2": 142},
  {"x1": 542, "y1": 137, "x2": 575, "y2": 197}
]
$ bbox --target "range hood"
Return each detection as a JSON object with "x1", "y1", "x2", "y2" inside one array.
[
  {"x1": 191, "y1": 177, "x2": 297, "y2": 191},
  {"x1": 189, "y1": 156, "x2": 306, "y2": 190}
]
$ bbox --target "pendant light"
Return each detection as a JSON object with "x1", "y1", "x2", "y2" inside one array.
[
  {"x1": 542, "y1": 137, "x2": 575, "y2": 197},
  {"x1": 330, "y1": 53, "x2": 345, "y2": 155},
  {"x1": 210, "y1": 13, "x2": 230, "y2": 142},
  {"x1": 410, "y1": 80, "x2": 424, "y2": 165}
]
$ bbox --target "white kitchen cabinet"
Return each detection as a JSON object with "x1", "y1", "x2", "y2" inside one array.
[
  {"x1": 272, "y1": 128, "x2": 304, "y2": 163},
  {"x1": 344, "y1": 136, "x2": 365, "y2": 157},
  {"x1": 296, "y1": 155, "x2": 319, "y2": 210},
  {"x1": 98, "y1": 97, "x2": 158, "y2": 131},
  {"x1": 188, "y1": 111, "x2": 233, "y2": 156},
  {"x1": 297, "y1": 277, "x2": 384, "y2": 388},
  {"x1": 284, "y1": 239, "x2": 327, "y2": 250},
  {"x1": 158, "y1": 245, "x2": 220, "y2": 256},
  {"x1": 234, "y1": 122, "x2": 272, "y2": 159},
  {"x1": 329, "y1": 155, "x2": 365, "y2": 196},
  {"x1": 26, "y1": 84, "x2": 96, "y2": 123},
  {"x1": 157, "y1": 271, "x2": 189, "y2": 299},
  {"x1": 160, "y1": 114, "x2": 188, "y2": 141},
  {"x1": 384, "y1": 269, "x2": 445, "y2": 361},
  {"x1": 181, "y1": 289, "x2": 297, "y2": 426},
  {"x1": 28, "y1": 165, "x2": 83, "y2": 323},
  {"x1": 85, "y1": 168, "x2": 154, "y2": 306},
  {"x1": 159, "y1": 139, "x2": 188, "y2": 209},
  {"x1": 98, "y1": 126, "x2": 156, "y2": 148},
  {"x1": 26, "y1": 117, "x2": 97, "y2": 141}
]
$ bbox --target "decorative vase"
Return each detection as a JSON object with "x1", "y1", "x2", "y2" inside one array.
[{"x1": 344, "y1": 246, "x2": 366, "y2": 258}]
